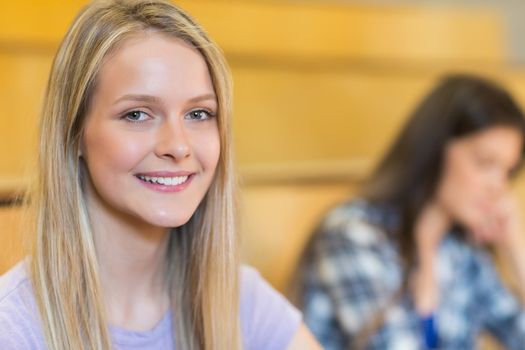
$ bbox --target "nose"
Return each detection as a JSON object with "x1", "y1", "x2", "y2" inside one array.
[{"x1": 154, "y1": 118, "x2": 190, "y2": 160}]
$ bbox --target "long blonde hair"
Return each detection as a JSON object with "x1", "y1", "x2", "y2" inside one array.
[{"x1": 28, "y1": 0, "x2": 240, "y2": 348}]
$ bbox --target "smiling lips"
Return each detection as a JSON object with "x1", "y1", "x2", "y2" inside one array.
[
  {"x1": 135, "y1": 172, "x2": 193, "y2": 192},
  {"x1": 138, "y1": 174, "x2": 188, "y2": 186}
]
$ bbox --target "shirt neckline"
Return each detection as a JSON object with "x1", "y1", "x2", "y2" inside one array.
[{"x1": 109, "y1": 310, "x2": 173, "y2": 346}]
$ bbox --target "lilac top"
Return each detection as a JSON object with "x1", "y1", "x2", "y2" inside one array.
[{"x1": 0, "y1": 261, "x2": 301, "y2": 349}]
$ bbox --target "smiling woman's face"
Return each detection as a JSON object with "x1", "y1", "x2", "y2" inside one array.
[
  {"x1": 436, "y1": 126, "x2": 523, "y2": 231},
  {"x1": 80, "y1": 33, "x2": 220, "y2": 228}
]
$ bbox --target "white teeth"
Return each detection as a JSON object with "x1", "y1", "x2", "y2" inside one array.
[{"x1": 138, "y1": 175, "x2": 189, "y2": 186}]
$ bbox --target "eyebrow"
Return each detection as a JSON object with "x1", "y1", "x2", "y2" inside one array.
[
  {"x1": 113, "y1": 93, "x2": 217, "y2": 105},
  {"x1": 188, "y1": 93, "x2": 217, "y2": 103}
]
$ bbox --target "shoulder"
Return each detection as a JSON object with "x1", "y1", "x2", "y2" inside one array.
[
  {"x1": 0, "y1": 260, "x2": 33, "y2": 313},
  {"x1": 0, "y1": 260, "x2": 45, "y2": 349},
  {"x1": 307, "y1": 200, "x2": 398, "y2": 276},
  {"x1": 304, "y1": 200, "x2": 401, "y2": 295},
  {"x1": 316, "y1": 199, "x2": 394, "y2": 248},
  {"x1": 240, "y1": 265, "x2": 302, "y2": 350}
]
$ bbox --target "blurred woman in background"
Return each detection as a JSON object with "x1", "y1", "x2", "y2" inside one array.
[{"x1": 299, "y1": 74, "x2": 525, "y2": 349}]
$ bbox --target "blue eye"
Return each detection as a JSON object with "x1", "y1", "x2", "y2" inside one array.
[
  {"x1": 185, "y1": 109, "x2": 214, "y2": 121},
  {"x1": 124, "y1": 110, "x2": 149, "y2": 123}
]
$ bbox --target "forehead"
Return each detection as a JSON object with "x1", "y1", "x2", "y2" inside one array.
[
  {"x1": 94, "y1": 32, "x2": 214, "y2": 101},
  {"x1": 451, "y1": 126, "x2": 523, "y2": 165},
  {"x1": 460, "y1": 126, "x2": 522, "y2": 147}
]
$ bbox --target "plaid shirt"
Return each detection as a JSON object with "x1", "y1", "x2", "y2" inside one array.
[{"x1": 301, "y1": 200, "x2": 525, "y2": 350}]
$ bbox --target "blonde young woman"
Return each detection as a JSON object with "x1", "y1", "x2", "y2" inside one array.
[{"x1": 0, "y1": 0, "x2": 320, "y2": 349}]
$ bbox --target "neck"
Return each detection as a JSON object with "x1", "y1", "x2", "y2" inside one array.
[
  {"x1": 93, "y1": 213, "x2": 170, "y2": 301},
  {"x1": 85, "y1": 188, "x2": 171, "y2": 329}
]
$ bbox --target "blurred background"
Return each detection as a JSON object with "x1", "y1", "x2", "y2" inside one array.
[{"x1": 2, "y1": 0, "x2": 525, "y2": 330}]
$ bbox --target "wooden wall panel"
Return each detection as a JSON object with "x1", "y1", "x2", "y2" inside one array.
[
  {"x1": 176, "y1": 1, "x2": 506, "y2": 63},
  {"x1": 0, "y1": 1, "x2": 514, "y2": 189},
  {"x1": 233, "y1": 68, "x2": 525, "y2": 182},
  {"x1": 0, "y1": 206, "x2": 25, "y2": 274},
  {"x1": 0, "y1": 1, "x2": 506, "y2": 62},
  {"x1": 233, "y1": 68, "x2": 434, "y2": 167},
  {"x1": 240, "y1": 182, "x2": 355, "y2": 291},
  {"x1": 0, "y1": 53, "x2": 51, "y2": 180},
  {"x1": 0, "y1": 1, "x2": 86, "y2": 44}
]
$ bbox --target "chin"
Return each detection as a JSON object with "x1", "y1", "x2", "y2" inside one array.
[
  {"x1": 155, "y1": 217, "x2": 192, "y2": 229},
  {"x1": 141, "y1": 211, "x2": 194, "y2": 229}
]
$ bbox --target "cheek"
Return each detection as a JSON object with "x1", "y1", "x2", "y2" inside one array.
[
  {"x1": 438, "y1": 156, "x2": 487, "y2": 224},
  {"x1": 451, "y1": 162, "x2": 481, "y2": 193},
  {"x1": 83, "y1": 128, "x2": 150, "y2": 179},
  {"x1": 438, "y1": 156, "x2": 471, "y2": 206},
  {"x1": 192, "y1": 128, "x2": 221, "y2": 171}
]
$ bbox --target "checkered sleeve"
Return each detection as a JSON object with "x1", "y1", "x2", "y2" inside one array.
[
  {"x1": 473, "y1": 250, "x2": 525, "y2": 349},
  {"x1": 302, "y1": 209, "x2": 400, "y2": 349}
]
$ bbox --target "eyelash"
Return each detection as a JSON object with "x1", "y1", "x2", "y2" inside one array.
[
  {"x1": 185, "y1": 109, "x2": 216, "y2": 121},
  {"x1": 122, "y1": 110, "x2": 150, "y2": 123},
  {"x1": 121, "y1": 109, "x2": 216, "y2": 123}
]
